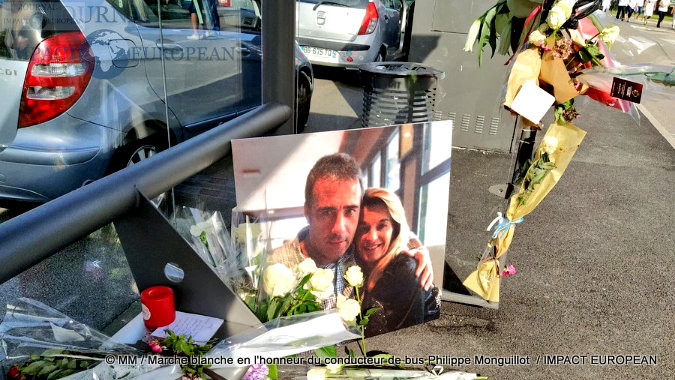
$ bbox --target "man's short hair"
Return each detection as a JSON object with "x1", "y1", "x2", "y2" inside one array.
[{"x1": 305, "y1": 153, "x2": 362, "y2": 206}]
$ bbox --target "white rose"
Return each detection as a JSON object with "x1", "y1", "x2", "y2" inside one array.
[
  {"x1": 541, "y1": 136, "x2": 559, "y2": 156},
  {"x1": 306, "y1": 367, "x2": 327, "y2": 380},
  {"x1": 326, "y1": 363, "x2": 343, "y2": 374},
  {"x1": 528, "y1": 30, "x2": 546, "y2": 46},
  {"x1": 344, "y1": 265, "x2": 364, "y2": 287},
  {"x1": 463, "y1": 19, "x2": 481, "y2": 52},
  {"x1": 568, "y1": 29, "x2": 586, "y2": 46},
  {"x1": 262, "y1": 263, "x2": 297, "y2": 297},
  {"x1": 295, "y1": 258, "x2": 317, "y2": 277},
  {"x1": 336, "y1": 295, "x2": 361, "y2": 325},
  {"x1": 546, "y1": 5, "x2": 568, "y2": 30},
  {"x1": 557, "y1": 0, "x2": 576, "y2": 18},
  {"x1": 309, "y1": 268, "x2": 334, "y2": 292},
  {"x1": 190, "y1": 221, "x2": 212, "y2": 237},
  {"x1": 600, "y1": 25, "x2": 620, "y2": 46}
]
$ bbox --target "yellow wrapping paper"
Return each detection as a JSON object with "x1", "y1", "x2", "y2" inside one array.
[
  {"x1": 503, "y1": 48, "x2": 542, "y2": 110},
  {"x1": 539, "y1": 50, "x2": 579, "y2": 104},
  {"x1": 495, "y1": 223, "x2": 515, "y2": 259},
  {"x1": 463, "y1": 259, "x2": 500, "y2": 302},
  {"x1": 462, "y1": 222, "x2": 514, "y2": 302},
  {"x1": 507, "y1": 121, "x2": 587, "y2": 221}
]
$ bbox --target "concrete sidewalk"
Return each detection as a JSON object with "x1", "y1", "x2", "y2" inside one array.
[{"x1": 305, "y1": 68, "x2": 674, "y2": 378}]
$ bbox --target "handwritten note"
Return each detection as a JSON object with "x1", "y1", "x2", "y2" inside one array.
[{"x1": 151, "y1": 311, "x2": 224, "y2": 343}]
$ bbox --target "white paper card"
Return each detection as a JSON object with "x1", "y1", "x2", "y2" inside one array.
[
  {"x1": 510, "y1": 80, "x2": 555, "y2": 124},
  {"x1": 151, "y1": 311, "x2": 224, "y2": 343}
]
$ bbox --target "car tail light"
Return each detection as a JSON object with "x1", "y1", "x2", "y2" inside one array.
[
  {"x1": 19, "y1": 32, "x2": 93, "y2": 128},
  {"x1": 358, "y1": 2, "x2": 378, "y2": 35}
]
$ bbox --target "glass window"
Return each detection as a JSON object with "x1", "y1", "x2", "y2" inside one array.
[
  {"x1": 385, "y1": 130, "x2": 400, "y2": 192},
  {"x1": 130, "y1": 0, "x2": 261, "y2": 31},
  {"x1": 370, "y1": 154, "x2": 381, "y2": 188},
  {"x1": 296, "y1": 0, "x2": 369, "y2": 8},
  {"x1": 417, "y1": 172, "x2": 450, "y2": 247},
  {"x1": 422, "y1": 122, "x2": 452, "y2": 174},
  {"x1": 0, "y1": 224, "x2": 138, "y2": 330}
]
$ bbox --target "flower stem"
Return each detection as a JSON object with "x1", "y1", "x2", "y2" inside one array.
[
  {"x1": 287, "y1": 290, "x2": 310, "y2": 316},
  {"x1": 354, "y1": 286, "x2": 367, "y2": 355}
]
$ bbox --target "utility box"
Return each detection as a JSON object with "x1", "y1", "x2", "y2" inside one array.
[{"x1": 408, "y1": 0, "x2": 516, "y2": 152}]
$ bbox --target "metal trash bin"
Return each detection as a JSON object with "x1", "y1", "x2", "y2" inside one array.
[{"x1": 360, "y1": 62, "x2": 444, "y2": 128}]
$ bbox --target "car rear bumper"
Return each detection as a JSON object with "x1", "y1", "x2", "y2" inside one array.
[
  {"x1": 0, "y1": 151, "x2": 109, "y2": 203},
  {"x1": 298, "y1": 36, "x2": 378, "y2": 68},
  {"x1": 0, "y1": 116, "x2": 115, "y2": 203}
]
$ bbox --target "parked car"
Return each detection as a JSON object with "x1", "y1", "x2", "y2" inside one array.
[
  {"x1": 0, "y1": 0, "x2": 312, "y2": 205},
  {"x1": 296, "y1": 0, "x2": 413, "y2": 68}
]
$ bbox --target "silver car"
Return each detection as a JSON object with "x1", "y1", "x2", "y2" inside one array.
[
  {"x1": 296, "y1": 0, "x2": 412, "y2": 68},
  {"x1": 0, "y1": 0, "x2": 312, "y2": 204}
]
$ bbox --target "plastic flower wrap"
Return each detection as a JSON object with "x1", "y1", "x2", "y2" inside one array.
[
  {"x1": 207, "y1": 311, "x2": 360, "y2": 365},
  {"x1": 171, "y1": 205, "x2": 243, "y2": 285},
  {"x1": 507, "y1": 121, "x2": 587, "y2": 221},
  {"x1": 0, "y1": 298, "x2": 159, "y2": 380},
  {"x1": 307, "y1": 366, "x2": 483, "y2": 379}
]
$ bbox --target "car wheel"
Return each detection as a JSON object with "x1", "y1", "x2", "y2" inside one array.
[
  {"x1": 108, "y1": 135, "x2": 167, "y2": 172},
  {"x1": 107, "y1": 135, "x2": 171, "y2": 209},
  {"x1": 296, "y1": 70, "x2": 312, "y2": 133}
]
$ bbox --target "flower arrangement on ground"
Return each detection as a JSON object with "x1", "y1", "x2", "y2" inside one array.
[{"x1": 462, "y1": 0, "x2": 637, "y2": 302}]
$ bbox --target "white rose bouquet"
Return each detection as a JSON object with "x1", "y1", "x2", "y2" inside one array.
[{"x1": 248, "y1": 258, "x2": 337, "y2": 323}]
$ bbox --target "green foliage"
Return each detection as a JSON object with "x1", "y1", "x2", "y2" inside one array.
[
  {"x1": 358, "y1": 307, "x2": 381, "y2": 326},
  {"x1": 199, "y1": 231, "x2": 209, "y2": 250},
  {"x1": 577, "y1": 43, "x2": 605, "y2": 67},
  {"x1": 253, "y1": 273, "x2": 322, "y2": 323},
  {"x1": 160, "y1": 330, "x2": 213, "y2": 379},
  {"x1": 470, "y1": 1, "x2": 520, "y2": 66},
  {"x1": 267, "y1": 364, "x2": 278, "y2": 379},
  {"x1": 314, "y1": 345, "x2": 337, "y2": 359},
  {"x1": 10, "y1": 349, "x2": 104, "y2": 380},
  {"x1": 517, "y1": 152, "x2": 557, "y2": 205}
]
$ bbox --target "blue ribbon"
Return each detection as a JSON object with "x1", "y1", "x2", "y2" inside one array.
[{"x1": 487, "y1": 212, "x2": 524, "y2": 240}]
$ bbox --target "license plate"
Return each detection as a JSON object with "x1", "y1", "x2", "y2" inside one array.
[{"x1": 301, "y1": 46, "x2": 338, "y2": 61}]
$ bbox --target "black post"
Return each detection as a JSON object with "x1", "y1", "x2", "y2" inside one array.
[{"x1": 262, "y1": 1, "x2": 296, "y2": 134}]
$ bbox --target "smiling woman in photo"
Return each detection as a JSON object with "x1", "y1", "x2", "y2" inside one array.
[{"x1": 355, "y1": 188, "x2": 440, "y2": 337}]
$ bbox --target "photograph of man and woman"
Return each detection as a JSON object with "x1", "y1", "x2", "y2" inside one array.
[{"x1": 231, "y1": 122, "x2": 452, "y2": 336}]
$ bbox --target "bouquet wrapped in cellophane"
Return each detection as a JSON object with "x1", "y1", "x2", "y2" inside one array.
[
  {"x1": 0, "y1": 298, "x2": 160, "y2": 380},
  {"x1": 462, "y1": 0, "x2": 632, "y2": 302}
]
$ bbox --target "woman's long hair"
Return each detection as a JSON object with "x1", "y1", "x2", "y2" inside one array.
[{"x1": 360, "y1": 188, "x2": 411, "y2": 291}]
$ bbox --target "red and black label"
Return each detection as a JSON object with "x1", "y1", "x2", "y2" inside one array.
[{"x1": 610, "y1": 77, "x2": 643, "y2": 104}]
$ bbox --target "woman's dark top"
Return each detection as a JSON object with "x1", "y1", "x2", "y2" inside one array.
[{"x1": 361, "y1": 254, "x2": 441, "y2": 337}]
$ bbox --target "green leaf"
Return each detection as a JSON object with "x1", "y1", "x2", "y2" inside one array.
[
  {"x1": 477, "y1": 7, "x2": 498, "y2": 66},
  {"x1": 268, "y1": 364, "x2": 279, "y2": 379},
  {"x1": 258, "y1": 300, "x2": 269, "y2": 322},
  {"x1": 22, "y1": 361, "x2": 48, "y2": 375},
  {"x1": 297, "y1": 273, "x2": 312, "y2": 289},
  {"x1": 267, "y1": 298, "x2": 279, "y2": 321},
  {"x1": 365, "y1": 307, "x2": 380, "y2": 317},
  {"x1": 66, "y1": 358, "x2": 78, "y2": 370},
  {"x1": 280, "y1": 296, "x2": 293, "y2": 316},
  {"x1": 348, "y1": 348, "x2": 355, "y2": 358},
  {"x1": 37, "y1": 364, "x2": 58, "y2": 377},
  {"x1": 314, "y1": 345, "x2": 337, "y2": 359},
  {"x1": 489, "y1": 10, "x2": 498, "y2": 58}
]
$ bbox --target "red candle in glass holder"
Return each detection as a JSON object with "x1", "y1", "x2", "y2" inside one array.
[{"x1": 140, "y1": 286, "x2": 175, "y2": 328}]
